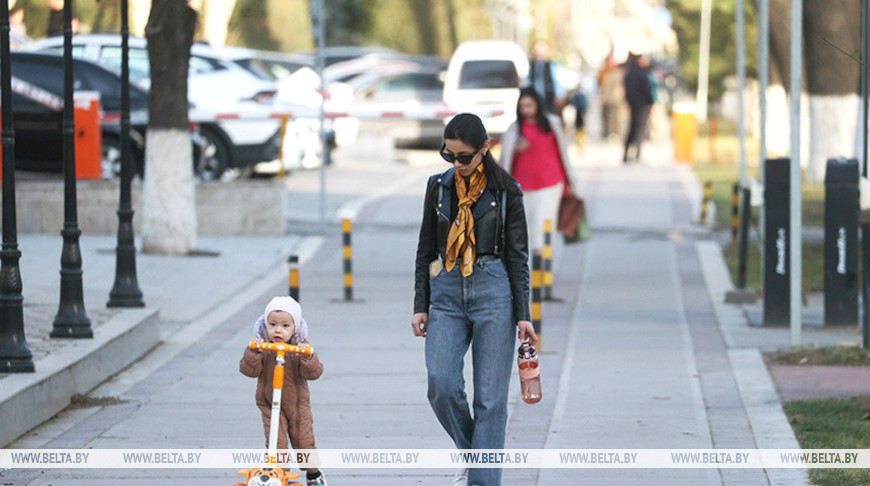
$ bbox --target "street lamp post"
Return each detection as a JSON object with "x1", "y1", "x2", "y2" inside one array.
[
  {"x1": 0, "y1": 0, "x2": 34, "y2": 372},
  {"x1": 107, "y1": 0, "x2": 144, "y2": 308},
  {"x1": 51, "y1": 0, "x2": 92, "y2": 338}
]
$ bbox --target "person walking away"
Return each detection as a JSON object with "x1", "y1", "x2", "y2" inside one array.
[
  {"x1": 622, "y1": 52, "x2": 654, "y2": 163},
  {"x1": 239, "y1": 296, "x2": 328, "y2": 486},
  {"x1": 598, "y1": 55, "x2": 628, "y2": 141},
  {"x1": 499, "y1": 87, "x2": 579, "y2": 256},
  {"x1": 412, "y1": 113, "x2": 537, "y2": 486},
  {"x1": 571, "y1": 87, "x2": 588, "y2": 151},
  {"x1": 596, "y1": 54, "x2": 618, "y2": 139},
  {"x1": 528, "y1": 39, "x2": 565, "y2": 115}
]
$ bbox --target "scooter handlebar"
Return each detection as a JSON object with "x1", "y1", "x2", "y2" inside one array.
[{"x1": 249, "y1": 340, "x2": 313, "y2": 355}]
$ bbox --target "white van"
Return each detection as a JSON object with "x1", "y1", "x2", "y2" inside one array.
[{"x1": 443, "y1": 40, "x2": 529, "y2": 137}]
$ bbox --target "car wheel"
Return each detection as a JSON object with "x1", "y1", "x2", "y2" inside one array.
[
  {"x1": 101, "y1": 135, "x2": 141, "y2": 180},
  {"x1": 196, "y1": 127, "x2": 230, "y2": 181}
]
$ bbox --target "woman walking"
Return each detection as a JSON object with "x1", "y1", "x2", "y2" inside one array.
[
  {"x1": 412, "y1": 113, "x2": 537, "y2": 486},
  {"x1": 499, "y1": 87, "x2": 578, "y2": 254}
]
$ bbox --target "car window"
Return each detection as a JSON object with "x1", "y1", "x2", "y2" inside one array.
[
  {"x1": 98, "y1": 46, "x2": 151, "y2": 80},
  {"x1": 98, "y1": 47, "x2": 224, "y2": 77},
  {"x1": 75, "y1": 62, "x2": 149, "y2": 111},
  {"x1": 11, "y1": 57, "x2": 76, "y2": 94},
  {"x1": 263, "y1": 61, "x2": 299, "y2": 80},
  {"x1": 376, "y1": 73, "x2": 442, "y2": 94},
  {"x1": 458, "y1": 60, "x2": 518, "y2": 89},
  {"x1": 190, "y1": 56, "x2": 224, "y2": 75},
  {"x1": 235, "y1": 58, "x2": 274, "y2": 81},
  {"x1": 39, "y1": 45, "x2": 86, "y2": 58}
]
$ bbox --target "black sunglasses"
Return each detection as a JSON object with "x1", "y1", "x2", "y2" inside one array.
[{"x1": 440, "y1": 144, "x2": 481, "y2": 165}]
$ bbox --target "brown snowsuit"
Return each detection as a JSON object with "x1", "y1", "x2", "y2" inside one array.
[{"x1": 239, "y1": 343, "x2": 324, "y2": 466}]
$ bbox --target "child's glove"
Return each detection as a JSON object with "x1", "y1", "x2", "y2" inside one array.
[{"x1": 298, "y1": 343, "x2": 312, "y2": 356}]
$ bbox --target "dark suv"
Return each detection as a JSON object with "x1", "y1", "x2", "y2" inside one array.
[{"x1": 7, "y1": 51, "x2": 204, "y2": 179}]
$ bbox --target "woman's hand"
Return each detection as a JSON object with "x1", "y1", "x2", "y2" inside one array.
[
  {"x1": 412, "y1": 312, "x2": 428, "y2": 338},
  {"x1": 516, "y1": 138, "x2": 530, "y2": 153},
  {"x1": 565, "y1": 184, "x2": 575, "y2": 197},
  {"x1": 517, "y1": 320, "x2": 538, "y2": 345}
]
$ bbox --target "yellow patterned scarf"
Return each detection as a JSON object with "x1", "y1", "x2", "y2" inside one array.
[{"x1": 445, "y1": 164, "x2": 488, "y2": 276}]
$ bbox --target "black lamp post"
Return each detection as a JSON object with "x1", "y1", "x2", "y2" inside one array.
[
  {"x1": 51, "y1": 0, "x2": 92, "y2": 338},
  {"x1": 862, "y1": 0, "x2": 870, "y2": 350},
  {"x1": 107, "y1": 0, "x2": 144, "y2": 308},
  {"x1": 0, "y1": 0, "x2": 33, "y2": 372}
]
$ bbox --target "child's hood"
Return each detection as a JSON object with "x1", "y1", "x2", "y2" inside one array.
[{"x1": 253, "y1": 296, "x2": 309, "y2": 344}]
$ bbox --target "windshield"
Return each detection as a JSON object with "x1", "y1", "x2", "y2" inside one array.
[{"x1": 458, "y1": 60, "x2": 518, "y2": 89}]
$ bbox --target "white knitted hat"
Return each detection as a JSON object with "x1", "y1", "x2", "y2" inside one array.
[{"x1": 253, "y1": 296, "x2": 309, "y2": 344}]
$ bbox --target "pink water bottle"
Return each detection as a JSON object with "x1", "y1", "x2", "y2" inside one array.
[{"x1": 518, "y1": 340, "x2": 541, "y2": 404}]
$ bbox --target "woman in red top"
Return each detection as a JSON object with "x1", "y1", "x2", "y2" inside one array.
[{"x1": 499, "y1": 87, "x2": 579, "y2": 253}]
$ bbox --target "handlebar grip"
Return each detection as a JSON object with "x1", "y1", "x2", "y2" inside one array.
[{"x1": 249, "y1": 340, "x2": 313, "y2": 355}]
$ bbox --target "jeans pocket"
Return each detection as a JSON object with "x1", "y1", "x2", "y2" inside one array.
[{"x1": 481, "y1": 259, "x2": 508, "y2": 278}]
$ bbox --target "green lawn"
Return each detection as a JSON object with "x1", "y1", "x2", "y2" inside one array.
[{"x1": 783, "y1": 396, "x2": 870, "y2": 486}]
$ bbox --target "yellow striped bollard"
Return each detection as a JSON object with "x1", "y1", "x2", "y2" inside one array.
[
  {"x1": 700, "y1": 181, "x2": 713, "y2": 225},
  {"x1": 531, "y1": 251, "x2": 542, "y2": 350},
  {"x1": 730, "y1": 183, "x2": 740, "y2": 245},
  {"x1": 277, "y1": 115, "x2": 290, "y2": 179},
  {"x1": 543, "y1": 219, "x2": 555, "y2": 301},
  {"x1": 288, "y1": 255, "x2": 300, "y2": 302},
  {"x1": 342, "y1": 219, "x2": 353, "y2": 301}
]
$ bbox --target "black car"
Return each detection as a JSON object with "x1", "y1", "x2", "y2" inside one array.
[{"x1": 6, "y1": 52, "x2": 204, "y2": 179}]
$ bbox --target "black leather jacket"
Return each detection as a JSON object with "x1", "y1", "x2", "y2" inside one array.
[{"x1": 414, "y1": 167, "x2": 531, "y2": 321}]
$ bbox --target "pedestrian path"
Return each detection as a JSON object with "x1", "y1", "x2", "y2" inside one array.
[{"x1": 3, "y1": 139, "x2": 852, "y2": 485}]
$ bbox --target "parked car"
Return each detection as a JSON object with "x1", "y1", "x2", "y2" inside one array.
[
  {"x1": 295, "y1": 45, "x2": 398, "y2": 67},
  {"x1": 324, "y1": 53, "x2": 446, "y2": 84},
  {"x1": 23, "y1": 34, "x2": 282, "y2": 179},
  {"x1": 346, "y1": 65, "x2": 446, "y2": 147},
  {"x1": 5, "y1": 51, "x2": 205, "y2": 178},
  {"x1": 218, "y1": 46, "x2": 313, "y2": 82},
  {"x1": 442, "y1": 40, "x2": 529, "y2": 137}
]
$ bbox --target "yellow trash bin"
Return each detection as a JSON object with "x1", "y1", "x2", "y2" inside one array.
[{"x1": 672, "y1": 101, "x2": 697, "y2": 166}]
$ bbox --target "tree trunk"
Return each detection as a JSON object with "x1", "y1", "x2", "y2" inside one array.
[
  {"x1": 409, "y1": 0, "x2": 437, "y2": 55},
  {"x1": 141, "y1": 0, "x2": 198, "y2": 255},
  {"x1": 803, "y1": 0, "x2": 861, "y2": 182}
]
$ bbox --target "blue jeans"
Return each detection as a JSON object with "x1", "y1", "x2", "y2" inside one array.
[{"x1": 426, "y1": 258, "x2": 516, "y2": 486}]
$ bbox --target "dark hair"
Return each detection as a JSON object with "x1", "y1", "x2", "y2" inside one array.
[
  {"x1": 443, "y1": 113, "x2": 522, "y2": 195},
  {"x1": 516, "y1": 87, "x2": 551, "y2": 134}
]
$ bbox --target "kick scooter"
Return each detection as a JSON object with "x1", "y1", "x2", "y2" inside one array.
[{"x1": 233, "y1": 340, "x2": 313, "y2": 486}]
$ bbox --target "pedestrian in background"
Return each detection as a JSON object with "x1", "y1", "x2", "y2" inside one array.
[
  {"x1": 499, "y1": 87, "x2": 579, "y2": 256},
  {"x1": 412, "y1": 113, "x2": 537, "y2": 486},
  {"x1": 571, "y1": 87, "x2": 588, "y2": 151},
  {"x1": 240, "y1": 296, "x2": 328, "y2": 486},
  {"x1": 9, "y1": 5, "x2": 25, "y2": 38},
  {"x1": 622, "y1": 52, "x2": 654, "y2": 163},
  {"x1": 597, "y1": 53, "x2": 628, "y2": 141},
  {"x1": 45, "y1": 0, "x2": 78, "y2": 37},
  {"x1": 528, "y1": 39, "x2": 565, "y2": 115}
]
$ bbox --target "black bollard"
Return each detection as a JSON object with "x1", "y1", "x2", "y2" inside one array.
[
  {"x1": 763, "y1": 158, "x2": 791, "y2": 326},
  {"x1": 823, "y1": 158, "x2": 859, "y2": 326}
]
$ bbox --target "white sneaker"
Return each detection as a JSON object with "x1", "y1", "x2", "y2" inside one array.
[{"x1": 451, "y1": 467, "x2": 468, "y2": 485}]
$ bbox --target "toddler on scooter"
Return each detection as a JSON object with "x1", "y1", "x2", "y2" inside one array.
[{"x1": 240, "y1": 296, "x2": 327, "y2": 486}]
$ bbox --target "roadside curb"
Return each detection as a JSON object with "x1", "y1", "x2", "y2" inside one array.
[
  {"x1": 0, "y1": 307, "x2": 160, "y2": 447},
  {"x1": 695, "y1": 240, "x2": 809, "y2": 485}
]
